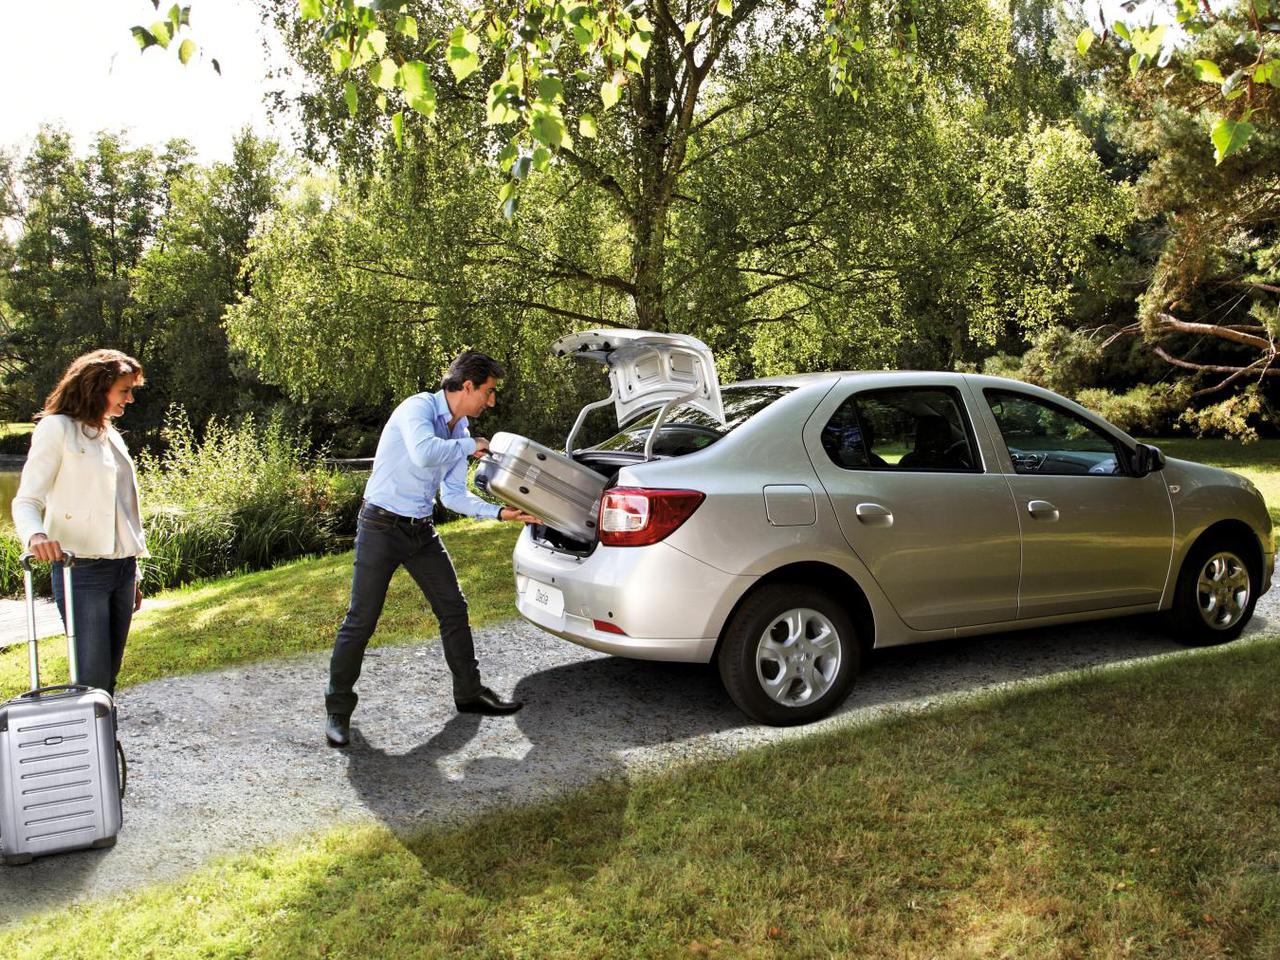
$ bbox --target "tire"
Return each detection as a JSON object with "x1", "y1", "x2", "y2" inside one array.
[
  {"x1": 717, "y1": 584, "x2": 859, "y2": 726},
  {"x1": 1166, "y1": 537, "x2": 1258, "y2": 646}
]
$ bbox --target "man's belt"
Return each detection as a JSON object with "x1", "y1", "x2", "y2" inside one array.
[{"x1": 361, "y1": 501, "x2": 434, "y2": 527}]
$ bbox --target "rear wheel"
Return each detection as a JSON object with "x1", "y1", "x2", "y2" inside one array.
[
  {"x1": 1167, "y1": 538, "x2": 1257, "y2": 646},
  {"x1": 717, "y1": 584, "x2": 859, "y2": 726}
]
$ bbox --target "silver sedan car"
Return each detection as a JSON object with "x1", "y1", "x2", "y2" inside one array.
[{"x1": 508, "y1": 331, "x2": 1274, "y2": 725}]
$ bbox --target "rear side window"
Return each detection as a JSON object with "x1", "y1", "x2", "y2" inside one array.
[
  {"x1": 593, "y1": 385, "x2": 794, "y2": 456},
  {"x1": 822, "y1": 387, "x2": 979, "y2": 472}
]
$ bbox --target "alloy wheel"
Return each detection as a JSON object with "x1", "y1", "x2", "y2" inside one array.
[
  {"x1": 1195, "y1": 551, "x2": 1251, "y2": 631},
  {"x1": 755, "y1": 607, "x2": 842, "y2": 707}
]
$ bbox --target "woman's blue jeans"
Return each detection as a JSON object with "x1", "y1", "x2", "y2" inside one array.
[{"x1": 51, "y1": 557, "x2": 137, "y2": 696}]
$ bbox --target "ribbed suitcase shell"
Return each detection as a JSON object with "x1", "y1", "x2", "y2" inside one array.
[
  {"x1": 0, "y1": 556, "x2": 122, "y2": 866},
  {"x1": 475, "y1": 432, "x2": 607, "y2": 541},
  {"x1": 0, "y1": 689, "x2": 121, "y2": 864}
]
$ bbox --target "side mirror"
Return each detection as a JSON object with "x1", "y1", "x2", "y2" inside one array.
[{"x1": 1129, "y1": 442, "x2": 1166, "y2": 477}]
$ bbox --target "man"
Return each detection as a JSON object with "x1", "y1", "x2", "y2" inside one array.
[{"x1": 324, "y1": 350, "x2": 537, "y2": 747}]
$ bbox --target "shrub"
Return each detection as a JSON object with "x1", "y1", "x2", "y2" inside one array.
[
  {"x1": 0, "y1": 409, "x2": 366, "y2": 597},
  {"x1": 0, "y1": 432, "x2": 32, "y2": 456}
]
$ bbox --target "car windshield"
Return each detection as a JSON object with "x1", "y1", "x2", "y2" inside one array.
[{"x1": 592, "y1": 385, "x2": 795, "y2": 456}]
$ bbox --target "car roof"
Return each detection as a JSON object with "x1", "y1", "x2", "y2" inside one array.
[{"x1": 727, "y1": 371, "x2": 968, "y2": 389}]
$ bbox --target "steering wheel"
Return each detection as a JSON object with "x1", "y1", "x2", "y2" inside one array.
[{"x1": 1009, "y1": 450, "x2": 1046, "y2": 473}]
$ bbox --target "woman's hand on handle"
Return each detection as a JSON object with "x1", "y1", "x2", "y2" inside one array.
[{"x1": 27, "y1": 533, "x2": 64, "y2": 563}]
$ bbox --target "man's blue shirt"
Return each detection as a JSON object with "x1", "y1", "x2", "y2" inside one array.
[{"x1": 363, "y1": 390, "x2": 502, "y2": 521}]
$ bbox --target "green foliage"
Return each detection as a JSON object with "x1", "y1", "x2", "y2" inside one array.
[
  {"x1": 225, "y1": 135, "x2": 615, "y2": 441},
  {"x1": 0, "y1": 129, "x2": 180, "y2": 428},
  {"x1": 982, "y1": 326, "x2": 1105, "y2": 397},
  {"x1": 0, "y1": 128, "x2": 295, "y2": 446},
  {"x1": 1075, "y1": 382, "x2": 1193, "y2": 436},
  {"x1": 0, "y1": 409, "x2": 367, "y2": 598},
  {"x1": 128, "y1": 129, "x2": 291, "y2": 434},
  {"x1": 1082, "y1": 1, "x2": 1279, "y2": 162},
  {"x1": 130, "y1": 407, "x2": 364, "y2": 591},
  {"x1": 234, "y1": 7, "x2": 1130, "y2": 411},
  {"x1": 1066, "y1": 5, "x2": 1280, "y2": 422},
  {"x1": 1177, "y1": 385, "x2": 1273, "y2": 441}
]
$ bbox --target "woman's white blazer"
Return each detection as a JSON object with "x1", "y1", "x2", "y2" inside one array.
[{"x1": 11, "y1": 414, "x2": 149, "y2": 559}]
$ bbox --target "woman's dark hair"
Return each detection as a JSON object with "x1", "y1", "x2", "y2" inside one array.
[
  {"x1": 441, "y1": 350, "x2": 505, "y2": 391},
  {"x1": 39, "y1": 349, "x2": 145, "y2": 428}
]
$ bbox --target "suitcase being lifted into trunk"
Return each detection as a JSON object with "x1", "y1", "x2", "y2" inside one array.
[
  {"x1": 474, "y1": 432, "x2": 607, "y2": 542},
  {"x1": 473, "y1": 330, "x2": 726, "y2": 545}
]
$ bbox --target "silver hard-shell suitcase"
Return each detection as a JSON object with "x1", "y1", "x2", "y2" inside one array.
[
  {"x1": 474, "y1": 432, "x2": 607, "y2": 541},
  {"x1": 0, "y1": 554, "x2": 124, "y2": 866}
]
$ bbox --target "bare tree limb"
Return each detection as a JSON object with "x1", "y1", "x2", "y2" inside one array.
[
  {"x1": 1154, "y1": 311, "x2": 1274, "y2": 350},
  {"x1": 1154, "y1": 345, "x2": 1280, "y2": 377}
]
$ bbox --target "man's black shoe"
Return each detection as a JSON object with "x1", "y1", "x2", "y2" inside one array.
[
  {"x1": 326, "y1": 713, "x2": 351, "y2": 747},
  {"x1": 455, "y1": 686, "x2": 522, "y2": 715}
]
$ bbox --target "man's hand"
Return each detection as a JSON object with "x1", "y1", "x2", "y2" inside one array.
[
  {"x1": 28, "y1": 534, "x2": 64, "y2": 563},
  {"x1": 134, "y1": 583, "x2": 143, "y2": 612},
  {"x1": 471, "y1": 437, "x2": 490, "y2": 459},
  {"x1": 499, "y1": 507, "x2": 540, "y2": 524}
]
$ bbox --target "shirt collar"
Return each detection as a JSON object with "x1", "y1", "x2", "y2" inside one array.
[{"x1": 429, "y1": 389, "x2": 467, "y2": 435}]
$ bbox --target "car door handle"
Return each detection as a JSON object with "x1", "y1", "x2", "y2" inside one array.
[
  {"x1": 1027, "y1": 499, "x2": 1059, "y2": 521},
  {"x1": 855, "y1": 502, "x2": 893, "y2": 527}
]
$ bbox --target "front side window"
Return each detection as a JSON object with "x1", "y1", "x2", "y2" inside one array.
[
  {"x1": 822, "y1": 387, "x2": 979, "y2": 472},
  {"x1": 985, "y1": 390, "x2": 1123, "y2": 476}
]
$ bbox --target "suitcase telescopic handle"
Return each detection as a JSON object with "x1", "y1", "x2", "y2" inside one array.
[
  {"x1": 20, "y1": 551, "x2": 77, "y2": 692},
  {"x1": 17, "y1": 683, "x2": 92, "y2": 699}
]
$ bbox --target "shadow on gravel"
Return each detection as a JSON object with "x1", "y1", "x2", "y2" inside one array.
[
  {"x1": 344, "y1": 655, "x2": 738, "y2": 880},
  {"x1": 0, "y1": 844, "x2": 109, "y2": 913}
]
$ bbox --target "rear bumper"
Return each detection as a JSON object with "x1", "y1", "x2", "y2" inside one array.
[
  {"x1": 516, "y1": 602, "x2": 716, "y2": 662},
  {"x1": 512, "y1": 529, "x2": 752, "y2": 663}
]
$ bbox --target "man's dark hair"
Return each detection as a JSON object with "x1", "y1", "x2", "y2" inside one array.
[{"x1": 441, "y1": 350, "x2": 505, "y2": 391}]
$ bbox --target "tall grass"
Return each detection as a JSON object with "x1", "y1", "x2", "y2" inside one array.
[{"x1": 0, "y1": 409, "x2": 366, "y2": 596}]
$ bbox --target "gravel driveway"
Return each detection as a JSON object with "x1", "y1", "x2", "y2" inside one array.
[{"x1": 2, "y1": 591, "x2": 1276, "y2": 923}]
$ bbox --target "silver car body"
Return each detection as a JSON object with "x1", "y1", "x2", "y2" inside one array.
[{"x1": 512, "y1": 368, "x2": 1275, "y2": 663}]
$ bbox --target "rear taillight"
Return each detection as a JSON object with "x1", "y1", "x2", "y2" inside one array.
[{"x1": 598, "y1": 487, "x2": 705, "y2": 547}]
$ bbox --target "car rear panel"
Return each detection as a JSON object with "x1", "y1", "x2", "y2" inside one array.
[{"x1": 512, "y1": 530, "x2": 753, "y2": 662}]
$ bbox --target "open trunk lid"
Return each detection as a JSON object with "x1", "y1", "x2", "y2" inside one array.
[{"x1": 554, "y1": 329, "x2": 725, "y2": 456}]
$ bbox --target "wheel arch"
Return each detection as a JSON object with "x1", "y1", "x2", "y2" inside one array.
[
  {"x1": 713, "y1": 561, "x2": 875, "y2": 661},
  {"x1": 1179, "y1": 518, "x2": 1266, "y2": 585}
]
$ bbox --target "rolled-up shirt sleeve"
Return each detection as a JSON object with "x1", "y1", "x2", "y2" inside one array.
[
  {"x1": 439, "y1": 453, "x2": 503, "y2": 519},
  {"x1": 399, "y1": 400, "x2": 476, "y2": 468}
]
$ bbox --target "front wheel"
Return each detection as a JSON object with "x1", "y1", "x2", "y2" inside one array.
[
  {"x1": 1167, "y1": 539, "x2": 1257, "y2": 646},
  {"x1": 717, "y1": 584, "x2": 859, "y2": 726}
]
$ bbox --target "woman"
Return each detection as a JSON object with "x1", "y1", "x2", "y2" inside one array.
[{"x1": 12, "y1": 349, "x2": 148, "y2": 696}]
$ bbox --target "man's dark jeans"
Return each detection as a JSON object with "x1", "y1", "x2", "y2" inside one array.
[
  {"x1": 50, "y1": 557, "x2": 137, "y2": 696},
  {"x1": 325, "y1": 504, "x2": 483, "y2": 717}
]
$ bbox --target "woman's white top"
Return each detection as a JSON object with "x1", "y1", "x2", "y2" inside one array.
[
  {"x1": 109, "y1": 441, "x2": 146, "y2": 558},
  {"x1": 11, "y1": 413, "x2": 149, "y2": 563}
]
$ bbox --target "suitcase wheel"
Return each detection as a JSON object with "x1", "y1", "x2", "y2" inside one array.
[
  {"x1": 90, "y1": 836, "x2": 118, "y2": 850},
  {"x1": 2, "y1": 853, "x2": 34, "y2": 866}
]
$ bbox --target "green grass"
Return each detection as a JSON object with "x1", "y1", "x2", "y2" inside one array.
[
  {"x1": 0, "y1": 518, "x2": 521, "y2": 700},
  {"x1": 2, "y1": 634, "x2": 1278, "y2": 958}
]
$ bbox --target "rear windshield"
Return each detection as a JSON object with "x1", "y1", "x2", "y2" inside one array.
[{"x1": 592, "y1": 385, "x2": 795, "y2": 457}]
